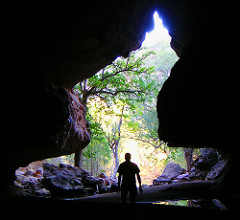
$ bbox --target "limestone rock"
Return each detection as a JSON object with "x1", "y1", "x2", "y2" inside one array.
[
  {"x1": 15, "y1": 164, "x2": 50, "y2": 197},
  {"x1": 153, "y1": 163, "x2": 185, "y2": 185},
  {"x1": 43, "y1": 163, "x2": 85, "y2": 195},
  {"x1": 41, "y1": 163, "x2": 117, "y2": 196},
  {"x1": 188, "y1": 148, "x2": 218, "y2": 181}
]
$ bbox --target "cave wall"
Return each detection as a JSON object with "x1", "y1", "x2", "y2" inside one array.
[
  {"x1": 157, "y1": 1, "x2": 239, "y2": 152},
  {"x1": 1, "y1": 1, "x2": 155, "y2": 184}
]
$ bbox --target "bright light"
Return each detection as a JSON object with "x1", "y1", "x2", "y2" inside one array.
[
  {"x1": 121, "y1": 140, "x2": 140, "y2": 164},
  {"x1": 142, "y1": 12, "x2": 170, "y2": 47}
]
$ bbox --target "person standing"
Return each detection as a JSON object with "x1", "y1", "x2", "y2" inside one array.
[{"x1": 117, "y1": 153, "x2": 143, "y2": 204}]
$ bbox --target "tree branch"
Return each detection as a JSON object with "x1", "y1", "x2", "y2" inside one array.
[
  {"x1": 127, "y1": 137, "x2": 167, "y2": 154},
  {"x1": 92, "y1": 89, "x2": 144, "y2": 96}
]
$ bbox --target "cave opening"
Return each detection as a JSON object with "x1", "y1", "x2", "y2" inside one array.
[{"x1": 14, "y1": 11, "x2": 181, "y2": 197}]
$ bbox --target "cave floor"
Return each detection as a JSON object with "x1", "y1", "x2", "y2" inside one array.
[
  {"x1": 1, "y1": 181, "x2": 234, "y2": 219},
  {"x1": 74, "y1": 181, "x2": 213, "y2": 204}
]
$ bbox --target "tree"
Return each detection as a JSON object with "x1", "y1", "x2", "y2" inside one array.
[
  {"x1": 105, "y1": 105, "x2": 125, "y2": 177},
  {"x1": 184, "y1": 148, "x2": 193, "y2": 172},
  {"x1": 74, "y1": 50, "x2": 156, "y2": 106},
  {"x1": 73, "y1": 38, "x2": 180, "y2": 180},
  {"x1": 125, "y1": 43, "x2": 178, "y2": 159},
  {"x1": 74, "y1": 50, "x2": 156, "y2": 170},
  {"x1": 80, "y1": 107, "x2": 111, "y2": 175}
]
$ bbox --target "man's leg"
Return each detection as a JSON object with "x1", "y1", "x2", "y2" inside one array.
[
  {"x1": 130, "y1": 193, "x2": 136, "y2": 204},
  {"x1": 121, "y1": 188, "x2": 127, "y2": 204},
  {"x1": 130, "y1": 186, "x2": 137, "y2": 204}
]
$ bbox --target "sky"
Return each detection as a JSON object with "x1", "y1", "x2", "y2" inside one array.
[{"x1": 142, "y1": 12, "x2": 170, "y2": 47}]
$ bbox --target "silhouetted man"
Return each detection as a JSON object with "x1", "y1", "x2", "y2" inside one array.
[{"x1": 117, "y1": 153, "x2": 143, "y2": 204}]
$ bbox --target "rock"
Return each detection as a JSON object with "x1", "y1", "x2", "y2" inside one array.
[
  {"x1": 188, "y1": 148, "x2": 219, "y2": 181},
  {"x1": 110, "y1": 182, "x2": 118, "y2": 192},
  {"x1": 176, "y1": 173, "x2": 190, "y2": 180},
  {"x1": 206, "y1": 159, "x2": 228, "y2": 181},
  {"x1": 153, "y1": 176, "x2": 171, "y2": 185},
  {"x1": 161, "y1": 162, "x2": 185, "y2": 179},
  {"x1": 14, "y1": 164, "x2": 50, "y2": 197},
  {"x1": 44, "y1": 173, "x2": 83, "y2": 192},
  {"x1": 153, "y1": 163, "x2": 185, "y2": 185},
  {"x1": 35, "y1": 188, "x2": 51, "y2": 197},
  {"x1": 196, "y1": 149, "x2": 218, "y2": 171},
  {"x1": 96, "y1": 173, "x2": 118, "y2": 193},
  {"x1": 42, "y1": 163, "x2": 85, "y2": 195},
  {"x1": 82, "y1": 176, "x2": 98, "y2": 189},
  {"x1": 42, "y1": 163, "x2": 118, "y2": 196}
]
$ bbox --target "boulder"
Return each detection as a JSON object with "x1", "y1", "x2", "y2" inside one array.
[
  {"x1": 23, "y1": 163, "x2": 117, "y2": 196},
  {"x1": 96, "y1": 173, "x2": 118, "y2": 193},
  {"x1": 206, "y1": 159, "x2": 228, "y2": 181},
  {"x1": 153, "y1": 163, "x2": 185, "y2": 185},
  {"x1": 43, "y1": 163, "x2": 86, "y2": 195},
  {"x1": 15, "y1": 164, "x2": 50, "y2": 197},
  {"x1": 196, "y1": 149, "x2": 218, "y2": 171},
  {"x1": 189, "y1": 148, "x2": 218, "y2": 181}
]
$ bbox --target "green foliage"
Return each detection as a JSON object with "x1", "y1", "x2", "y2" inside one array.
[
  {"x1": 82, "y1": 112, "x2": 112, "y2": 175},
  {"x1": 74, "y1": 50, "x2": 156, "y2": 107},
  {"x1": 74, "y1": 36, "x2": 179, "y2": 178}
]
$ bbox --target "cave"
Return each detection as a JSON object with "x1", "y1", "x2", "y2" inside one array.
[{"x1": 1, "y1": 0, "x2": 239, "y2": 217}]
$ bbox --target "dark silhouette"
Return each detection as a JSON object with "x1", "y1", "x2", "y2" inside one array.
[{"x1": 117, "y1": 153, "x2": 143, "y2": 204}]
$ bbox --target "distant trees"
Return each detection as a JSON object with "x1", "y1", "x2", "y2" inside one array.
[
  {"x1": 74, "y1": 50, "x2": 158, "y2": 176},
  {"x1": 74, "y1": 38, "x2": 180, "y2": 178},
  {"x1": 74, "y1": 50, "x2": 156, "y2": 106}
]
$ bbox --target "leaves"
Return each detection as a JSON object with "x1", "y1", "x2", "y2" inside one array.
[
  {"x1": 73, "y1": 37, "x2": 179, "y2": 177},
  {"x1": 74, "y1": 50, "x2": 156, "y2": 107}
]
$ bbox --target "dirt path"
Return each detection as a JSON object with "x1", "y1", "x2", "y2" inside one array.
[{"x1": 74, "y1": 181, "x2": 212, "y2": 203}]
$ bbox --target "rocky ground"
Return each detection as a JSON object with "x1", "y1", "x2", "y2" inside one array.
[
  {"x1": 152, "y1": 148, "x2": 228, "y2": 186},
  {"x1": 14, "y1": 162, "x2": 118, "y2": 198},
  {"x1": 13, "y1": 148, "x2": 231, "y2": 212}
]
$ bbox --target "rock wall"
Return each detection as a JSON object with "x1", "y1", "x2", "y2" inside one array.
[
  {"x1": 1, "y1": 1, "x2": 155, "y2": 187},
  {"x1": 2, "y1": 83, "x2": 90, "y2": 186},
  {"x1": 157, "y1": 1, "x2": 239, "y2": 151}
]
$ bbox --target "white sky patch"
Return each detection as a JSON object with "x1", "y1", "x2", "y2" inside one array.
[{"x1": 142, "y1": 12, "x2": 170, "y2": 47}]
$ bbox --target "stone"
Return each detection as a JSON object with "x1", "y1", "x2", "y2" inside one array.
[
  {"x1": 153, "y1": 163, "x2": 185, "y2": 185},
  {"x1": 196, "y1": 148, "x2": 218, "y2": 171},
  {"x1": 39, "y1": 163, "x2": 117, "y2": 196},
  {"x1": 14, "y1": 164, "x2": 50, "y2": 197},
  {"x1": 96, "y1": 173, "x2": 118, "y2": 193},
  {"x1": 188, "y1": 148, "x2": 218, "y2": 181},
  {"x1": 161, "y1": 162, "x2": 185, "y2": 179},
  {"x1": 42, "y1": 163, "x2": 85, "y2": 195},
  {"x1": 206, "y1": 159, "x2": 228, "y2": 181}
]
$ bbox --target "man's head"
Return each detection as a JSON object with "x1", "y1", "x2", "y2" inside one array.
[{"x1": 125, "y1": 153, "x2": 131, "y2": 162}]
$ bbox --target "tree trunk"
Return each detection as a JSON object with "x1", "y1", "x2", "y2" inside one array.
[
  {"x1": 108, "y1": 106, "x2": 124, "y2": 178},
  {"x1": 112, "y1": 143, "x2": 120, "y2": 178},
  {"x1": 184, "y1": 148, "x2": 193, "y2": 172},
  {"x1": 74, "y1": 148, "x2": 82, "y2": 167},
  {"x1": 90, "y1": 147, "x2": 93, "y2": 176}
]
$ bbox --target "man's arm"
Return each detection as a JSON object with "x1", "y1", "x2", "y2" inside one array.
[
  {"x1": 117, "y1": 174, "x2": 122, "y2": 193},
  {"x1": 136, "y1": 172, "x2": 143, "y2": 193}
]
